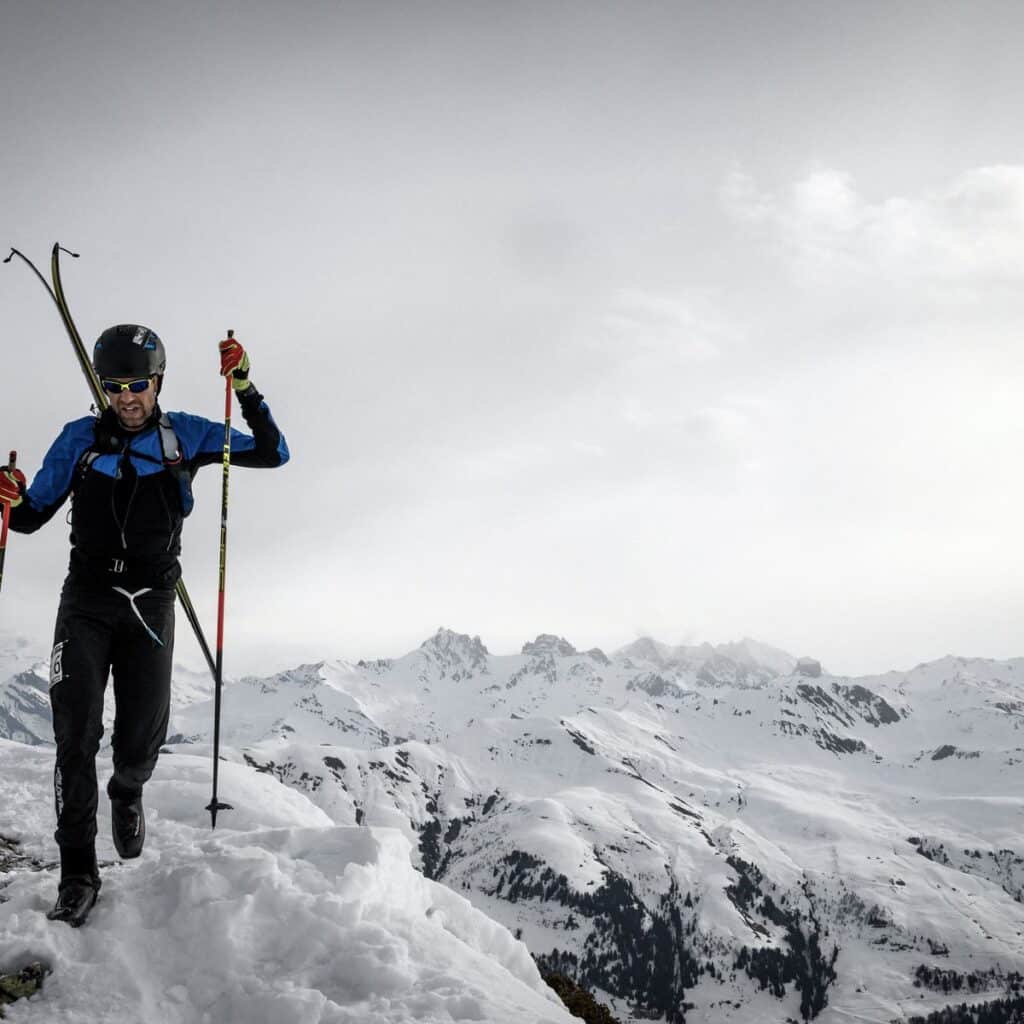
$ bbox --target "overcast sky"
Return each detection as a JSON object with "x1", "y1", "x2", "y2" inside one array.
[{"x1": 2, "y1": 1, "x2": 1022, "y2": 676}]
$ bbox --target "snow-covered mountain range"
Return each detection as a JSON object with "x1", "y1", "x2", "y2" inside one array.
[{"x1": 1, "y1": 627, "x2": 1022, "y2": 1023}]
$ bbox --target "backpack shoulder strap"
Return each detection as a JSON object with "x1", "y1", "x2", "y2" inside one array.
[
  {"x1": 159, "y1": 413, "x2": 195, "y2": 516},
  {"x1": 158, "y1": 414, "x2": 182, "y2": 464},
  {"x1": 76, "y1": 415, "x2": 119, "y2": 477}
]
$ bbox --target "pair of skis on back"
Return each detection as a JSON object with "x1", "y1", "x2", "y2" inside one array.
[{"x1": 4, "y1": 244, "x2": 233, "y2": 831}]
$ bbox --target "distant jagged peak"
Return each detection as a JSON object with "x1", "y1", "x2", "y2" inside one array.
[
  {"x1": 616, "y1": 637, "x2": 672, "y2": 666},
  {"x1": 419, "y1": 628, "x2": 490, "y2": 676},
  {"x1": 521, "y1": 635, "x2": 578, "y2": 658},
  {"x1": 240, "y1": 661, "x2": 329, "y2": 693},
  {"x1": 6, "y1": 666, "x2": 50, "y2": 694},
  {"x1": 614, "y1": 634, "x2": 797, "y2": 687},
  {"x1": 712, "y1": 637, "x2": 797, "y2": 675},
  {"x1": 421, "y1": 627, "x2": 490, "y2": 656}
]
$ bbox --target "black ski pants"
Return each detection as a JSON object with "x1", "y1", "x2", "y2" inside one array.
[{"x1": 49, "y1": 578, "x2": 175, "y2": 851}]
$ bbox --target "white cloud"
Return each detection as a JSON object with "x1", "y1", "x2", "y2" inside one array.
[
  {"x1": 722, "y1": 164, "x2": 1024, "y2": 288},
  {"x1": 600, "y1": 287, "x2": 728, "y2": 364}
]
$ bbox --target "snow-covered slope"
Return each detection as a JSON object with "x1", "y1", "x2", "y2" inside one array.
[
  {"x1": 0, "y1": 633, "x2": 51, "y2": 746},
  {"x1": 0, "y1": 740, "x2": 571, "y2": 1024},
  {"x1": 2, "y1": 628, "x2": 1022, "y2": 1023}
]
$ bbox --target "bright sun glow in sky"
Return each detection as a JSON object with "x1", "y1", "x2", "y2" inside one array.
[{"x1": 3, "y1": 1, "x2": 1022, "y2": 676}]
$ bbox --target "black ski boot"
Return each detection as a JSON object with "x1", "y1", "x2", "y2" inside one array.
[
  {"x1": 47, "y1": 875, "x2": 100, "y2": 927},
  {"x1": 111, "y1": 795, "x2": 145, "y2": 859}
]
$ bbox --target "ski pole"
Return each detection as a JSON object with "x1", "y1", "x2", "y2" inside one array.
[
  {"x1": 0, "y1": 452, "x2": 16, "y2": 593},
  {"x1": 206, "y1": 331, "x2": 235, "y2": 828}
]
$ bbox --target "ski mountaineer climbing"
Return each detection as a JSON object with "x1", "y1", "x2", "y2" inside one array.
[{"x1": 0, "y1": 325, "x2": 289, "y2": 927}]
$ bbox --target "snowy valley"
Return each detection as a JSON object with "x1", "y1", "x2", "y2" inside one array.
[{"x1": 1, "y1": 628, "x2": 1022, "y2": 1023}]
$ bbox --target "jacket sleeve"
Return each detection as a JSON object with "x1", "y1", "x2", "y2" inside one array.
[
  {"x1": 9, "y1": 418, "x2": 95, "y2": 535},
  {"x1": 173, "y1": 386, "x2": 290, "y2": 473}
]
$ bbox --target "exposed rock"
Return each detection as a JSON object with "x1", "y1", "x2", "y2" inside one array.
[
  {"x1": 0, "y1": 962, "x2": 50, "y2": 1013},
  {"x1": 0, "y1": 668, "x2": 53, "y2": 746},
  {"x1": 626, "y1": 674, "x2": 689, "y2": 701},
  {"x1": 797, "y1": 657, "x2": 823, "y2": 678},
  {"x1": 522, "y1": 635, "x2": 578, "y2": 658},
  {"x1": 420, "y1": 628, "x2": 490, "y2": 679}
]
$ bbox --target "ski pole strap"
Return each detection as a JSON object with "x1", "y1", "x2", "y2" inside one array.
[{"x1": 111, "y1": 586, "x2": 165, "y2": 646}]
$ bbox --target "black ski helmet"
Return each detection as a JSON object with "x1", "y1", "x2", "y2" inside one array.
[{"x1": 92, "y1": 324, "x2": 167, "y2": 379}]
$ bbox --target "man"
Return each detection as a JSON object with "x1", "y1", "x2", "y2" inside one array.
[{"x1": 0, "y1": 325, "x2": 288, "y2": 926}]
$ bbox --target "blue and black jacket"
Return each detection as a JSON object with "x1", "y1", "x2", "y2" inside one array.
[{"x1": 10, "y1": 385, "x2": 289, "y2": 590}]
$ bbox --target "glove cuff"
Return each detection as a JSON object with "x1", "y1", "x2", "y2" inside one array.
[{"x1": 235, "y1": 383, "x2": 263, "y2": 407}]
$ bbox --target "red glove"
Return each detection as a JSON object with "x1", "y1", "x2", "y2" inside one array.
[
  {"x1": 0, "y1": 467, "x2": 26, "y2": 508},
  {"x1": 218, "y1": 337, "x2": 251, "y2": 390}
]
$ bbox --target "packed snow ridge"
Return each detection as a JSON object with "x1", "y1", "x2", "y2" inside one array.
[
  {"x1": 0, "y1": 742, "x2": 572, "y2": 1024},
  {"x1": 1, "y1": 626, "x2": 1023, "y2": 1023}
]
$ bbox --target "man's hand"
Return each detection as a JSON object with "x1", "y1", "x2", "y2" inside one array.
[
  {"x1": 219, "y1": 337, "x2": 251, "y2": 391},
  {"x1": 0, "y1": 467, "x2": 26, "y2": 508}
]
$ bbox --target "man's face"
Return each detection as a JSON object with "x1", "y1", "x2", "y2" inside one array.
[{"x1": 103, "y1": 376, "x2": 158, "y2": 431}]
